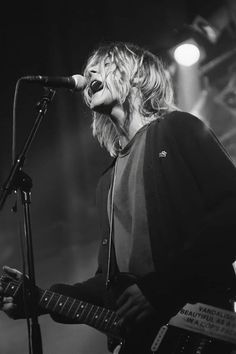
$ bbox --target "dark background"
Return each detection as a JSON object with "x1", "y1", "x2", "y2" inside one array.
[{"x1": 0, "y1": 1, "x2": 235, "y2": 353}]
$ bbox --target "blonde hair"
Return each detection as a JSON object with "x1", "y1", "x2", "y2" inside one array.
[{"x1": 83, "y1": 42, "x2": 176, "y2": 156}]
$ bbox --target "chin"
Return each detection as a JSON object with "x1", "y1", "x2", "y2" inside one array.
[
  {"x1": 90, "y1": 97, "x2": 114, "y2": 114},
  {"x1": 91, "y1": 103, "x2": 113, "y2": 115}
]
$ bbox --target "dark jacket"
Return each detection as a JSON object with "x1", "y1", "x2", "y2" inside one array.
[
  {"x1": 95, "y1": 111, "x2": 236, "y2": 321},
  {"x1": 51, "y1": 111, "x2": 236, "y2": 326}
]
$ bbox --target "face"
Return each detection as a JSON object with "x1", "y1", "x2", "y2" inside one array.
[{"x1": 84, "y1": 57, "x2": 123, "y2": 114}]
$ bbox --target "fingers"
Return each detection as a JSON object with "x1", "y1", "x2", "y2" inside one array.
[
  {"x1": 2, "y1": 297, "x2": 15, "y2": 310},
  {"x1": 118, "y1": 304, "x2": 140, "y2": 322},
  {"x1": 3, "y1": 266, "x2": 22, "y2": 280},
  {"x1": 118, "y1": 302, "x2": 152, "y2": 326},
  {"x1": 116, "y1": 284, "x2": 156, "y2": 328},
  {"x1": 117, "y1": 295, "x2": 146, "y2": 317},
  {"x1": 116, "y1": 297, "x2": 133, "y2": 317},
  {"x1": 2, "y1": 303, "x2": 18, "y2": 319},
  {"x1": 116, "y1": 285, "x2": 145, "y2": 309},
  {"x1": 116, "y1": 284, "x2": 141, "y2": 308},
  {"x1": 0, "y1": 295, "x2": 14, "y2": 311},
  {"x1": 0, "y1": 295, "x2": 21, "y2": 319},
  {"x1": 116, "y1": 289, "x2": 130, "y2": 308},
  {"x1": 0, "y1": 266, "x2": 22, "y2": 319}
]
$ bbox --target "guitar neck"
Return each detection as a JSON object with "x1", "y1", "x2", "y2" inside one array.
[
  {"x1": 1, "y1": 277, "x2": 121, "y2": 338},
  {"x1": 38, "y1": 288, "x2": 121, "y2": 336}
]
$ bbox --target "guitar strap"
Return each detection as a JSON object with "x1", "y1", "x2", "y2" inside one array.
[{"x1": 106, "y1": 160, "x2": 119, "y2": 289}]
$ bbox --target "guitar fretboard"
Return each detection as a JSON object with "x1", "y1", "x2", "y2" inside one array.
[{"x1": 38, "y1": 288, "x2": 120, "y2": 336}]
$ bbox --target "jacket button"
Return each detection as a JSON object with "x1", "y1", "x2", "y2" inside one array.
[{"x1": 102, "y1": 238, "x2": 108, "y2": 245}]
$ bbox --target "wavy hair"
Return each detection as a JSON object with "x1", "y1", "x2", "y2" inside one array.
[{"x1": 83, "y1": 42, "x2": 176, "y2": 156}]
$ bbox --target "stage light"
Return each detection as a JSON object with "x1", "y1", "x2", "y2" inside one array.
[
  {"x1": 173, "y1": 41, "x2": 201, "y2": 67},
  {"x1": 192, "y1": 15, "x2": 220, "y2": 44}
]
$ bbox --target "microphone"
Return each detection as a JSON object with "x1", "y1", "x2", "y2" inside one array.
[{"x1": 21, "y1": 74, "x2": 87, "y2": 91}]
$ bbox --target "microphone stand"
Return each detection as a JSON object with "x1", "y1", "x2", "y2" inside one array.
[{"x1": 0, "y1": 87, "x2": 56, "y2": 354}]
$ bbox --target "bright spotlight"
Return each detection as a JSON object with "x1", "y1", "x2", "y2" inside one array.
[{"x1": 174, "y1": 43, "x2": 201, "y2": 67}]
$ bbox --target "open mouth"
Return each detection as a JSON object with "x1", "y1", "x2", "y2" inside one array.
[{"x1": 89, "y1": 80, "x2": 103, "y2": 95}]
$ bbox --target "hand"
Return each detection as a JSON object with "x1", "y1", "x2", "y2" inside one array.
[
  {"x1": 116, "y1": 284, "x2": 156, "y2": 329},
  {"x1": 0, "y1": 266, "x2": 24, "y2": 319}
]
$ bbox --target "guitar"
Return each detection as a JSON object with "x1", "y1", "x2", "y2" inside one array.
[{"x1": 1, "y1": 272, "x2": 236, "y2": 354}]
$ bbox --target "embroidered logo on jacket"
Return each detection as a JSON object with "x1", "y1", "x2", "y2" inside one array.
[{"x1": 159, "y1": 151, "x2": 167, "y2": 158}]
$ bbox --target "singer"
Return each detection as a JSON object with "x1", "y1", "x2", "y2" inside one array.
[{"x1": 1, "y1": 42, "x2": 236, "y2": 354}]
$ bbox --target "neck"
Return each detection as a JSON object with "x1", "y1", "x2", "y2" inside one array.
[
  {"x1": 109, "y1": 94, "x2": 147, "y2": 149},
  {"x1": 128, "y1": 114, "x2": 145, "y2": 139},
  {"x1": 114, "y1": 112, "x2": 146, "y2": 149}
]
